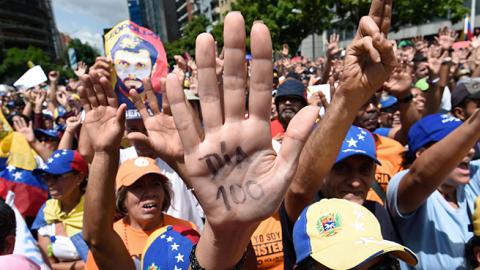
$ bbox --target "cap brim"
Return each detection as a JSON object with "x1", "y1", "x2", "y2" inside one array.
[
  {"x1": 311, "y1": 238, "x2": 417, "y2": 269},
  {"x1": 336, "y1": 153, "x2": 382, "y2": 166},
  {"x1": 116, "y1": 169, "x2": 167, "y2": 191},
  {"x1": 33, "y1": 166, "x2": 72, "y2": 176}
]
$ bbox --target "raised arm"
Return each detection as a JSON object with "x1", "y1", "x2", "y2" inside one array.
[
  {"x1": 80, "y1": 72, "x2": 134, "y2": 270},
  {"x1": 12, "y1": 118, "x2": 51, "y2": 161},
  {"x1": 58, "y1": 116, "x2": 81, "y2": 150},
  {"x1": 384, "y1": 64, "x2": 422, "y2": 145},
  {"x1": 395, "y1": 110, "x2": 480, "y2": 214},
  {"x1": 164, "y1": 13, "x2": 318, "y2": 270},
  {"x1": 284, "y1": 0, "x2": 397, "y2": 221},
  {"x1": 47, "y1": 71, "x2": 59, "y2": 112}
]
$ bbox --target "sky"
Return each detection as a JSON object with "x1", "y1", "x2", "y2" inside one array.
[{"x1": 52, "y1": 0, "x2": 130, "y2": 53}]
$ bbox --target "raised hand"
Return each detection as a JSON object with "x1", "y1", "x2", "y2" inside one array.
[
  {"x1": 327, "y1": 33, "x2": 340, "y2": 59},
  {"x1": 74, "y1": 61, "x2": 88, "y2": 78},
  {"x1": 65, "y1": 116, "x2": 82, "y2": 134},
  {"x1": 435, "y1": 26, "x2": 457, "y2": 51},
  {"x1": 90, "y1": 57, "x2": 112, "y2": 79},
  {"x1": 128, "y1": 78, "x2": 184, "y2": 162},
  {"x1": 34, "y1": 90, "x2": 46, "y2": 113},
  {"x1": 78, "y1": 73, "x2": 126, "y2": 152},
  {"x1": 13, "y1": 117, "x2": 35, "y2": 143},
  {"x1": 340, "y1": 0, "x2": 396, "y2": 107},
  {"x1": 428, "y1": 45, "x2": 448, "y2": 76},
  {"x1": 166, "y1": 13, "x2": 319, "y2": 228},
  {"x1": 384, "y1": 63, "x2": 413, "y2": 98}
]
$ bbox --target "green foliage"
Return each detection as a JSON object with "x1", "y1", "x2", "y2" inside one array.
[
  {"x1": 334, "y1": 0, "x2": 469, "y2": 32},
  {"x1": 67, "y1": 38, "x2": 100, "y2": 67},
  {"x1": 0, "y1": 46, "x2": 57, "y2": 84},
  {"x1": 164, "y1": 16, "x2": 210, "y2": 66}
]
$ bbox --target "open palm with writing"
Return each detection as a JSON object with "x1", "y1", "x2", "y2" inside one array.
[{"x1": 166, "y1": 13, "x2": 319, "y2": 228}]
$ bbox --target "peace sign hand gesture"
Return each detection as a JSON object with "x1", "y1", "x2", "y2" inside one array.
[{"x1": 340, "y1": 0, "x2": 396, "y2": 108}]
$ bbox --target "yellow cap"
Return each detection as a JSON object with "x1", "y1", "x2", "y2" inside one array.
[
  {"x1": 293, "y1": 199, "x2": 418, "y2": 269},
  {"x1": 473, "y1": 196, "x2": 480, "y2": 236}
]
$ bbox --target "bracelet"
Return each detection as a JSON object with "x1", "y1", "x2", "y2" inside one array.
[
  {"x1": 398, "y1": 94, "x2": 413, "y2": 104},
  {"x1": 189, "y1": 244, "x2": 247, "y2": 270}
]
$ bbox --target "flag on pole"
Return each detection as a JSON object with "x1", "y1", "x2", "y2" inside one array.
[{"x1": 464, "y1": 15, "x2": 474, "y2": 41}]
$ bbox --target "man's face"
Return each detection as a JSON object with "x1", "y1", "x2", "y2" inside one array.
[
  {"x1": 412, "y1": 88, "x2": 426, "y2": 115},
  {"x1": 114, "y1": 49, "x2": 153, "y2": 91},
  {"x1": 464, "y1": 99, "x2": 480, "y2": 119},
  {"x1": 444, "y1": 148, "x2": 475, "y2": 187},
  {"x1": 415, "y1": 62, "x2": 429, "y2": 79},
  {"x1": 355, "y1": 98, "x2": 380, "y2": 132},
  {"x1": 277, "y1": 96, "x2": 304, "y2": 126},
  {"x1": 323, "y1": 155, "x2": 376, "y2": 205}
]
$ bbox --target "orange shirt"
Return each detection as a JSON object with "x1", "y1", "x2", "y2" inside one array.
[
  {"x1": 85, "y1": 214, "x2": 196, "y2": 270},
  {"x1": 271, "y1": 119, "x2": 285, "y2": 139},
  {"x1": 251, "y1": 212, "x2": 284, "y2": 270},
  {"x1": 367, "y1": 135, "x2": 405, "y2": 205}
]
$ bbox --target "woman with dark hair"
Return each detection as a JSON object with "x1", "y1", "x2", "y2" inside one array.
[
  {"x1": 0, "y1": 198, "x2": 16, "y2": 255},
  {"x1": 31, "y1": 150, "x2": 88, "y2": 270},
  {"x1": 84, "y1": 157, "x2": 197, "y2": 270}
]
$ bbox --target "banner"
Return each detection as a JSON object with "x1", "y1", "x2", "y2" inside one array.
[
  {"x1": 13, "y1": 66, "x2": 47, "y2": 90},
  {"x1": 6, "y1": 191, "x2": 51, "y2": 270},
  {"x1": 104, "y1": 20, "x2": 168, "y2": 119}
]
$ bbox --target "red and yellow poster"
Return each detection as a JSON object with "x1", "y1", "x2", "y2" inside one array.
[{"x1": 104, "y1": 20, "x2": 168, "y2": 119}]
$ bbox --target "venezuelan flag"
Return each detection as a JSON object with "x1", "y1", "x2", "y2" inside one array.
[
  {"x1": 0, "y1": 165, "x2": 48, "y2": 219},
  {"x1": 464, "y1": 15, "x2": 474, "y2": 41}
]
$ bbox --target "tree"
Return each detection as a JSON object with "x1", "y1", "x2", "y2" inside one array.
[
  {"x1": 0, "y1": 46, "x2": 57, "y2": 84},
  {"x1": 226, "y1": 0, "x2": 468, "y2": 54},
  {"x1": 334, "y1": 0, "x2": 468, "y2": 32},
  {"x1": 67, "y1": 38, "x2": 100, "y2": 68},
  {"x1": 164, "y1": 16, "x2": 210, "y2": 65}
]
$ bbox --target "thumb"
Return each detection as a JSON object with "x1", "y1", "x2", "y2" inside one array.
[
  {"x1": 274, "y1": 105, "x2": 320, "y2": 183},
  {"x1": 127, "y1": 132, "x2": 149, "y2": 145}
]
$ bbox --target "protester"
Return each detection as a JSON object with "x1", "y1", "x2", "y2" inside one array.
[
  {"x1": 387, "y1": 113, "x2": 480, "y2": 268},
  {"x1": 31, "y1": 150, "x2": 88, "y2": 269},
  {"x1": 293, "y1": 199, "x2": 417, "y2": 269},
  {"x1": 0, "y1": 198, "x2": 15, "y2": 255}
]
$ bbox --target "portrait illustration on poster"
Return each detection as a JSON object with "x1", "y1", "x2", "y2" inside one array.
[{"x1": 104, "y1": 20, "x2": 168, "y2": 119}]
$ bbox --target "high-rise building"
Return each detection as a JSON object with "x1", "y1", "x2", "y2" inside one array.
[
  {"x1": 127, "y1": 0, "x2": 180, "y2": 42},
  {"x1": 0, "y1": 0, "x2": 62, "y2": 59}
]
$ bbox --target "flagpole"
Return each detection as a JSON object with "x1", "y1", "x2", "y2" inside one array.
[{"x1": 472, "y1": 0, "x2": 476, "y2": 33}]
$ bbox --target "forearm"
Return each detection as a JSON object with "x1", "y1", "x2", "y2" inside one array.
[
  {"x1": 30, "y1": 140, "x2": 52, "y2": 161},
  {"x1": 58, "y1": 130, "x2": 75, "y2": 150},
  {"x1": 321, "y1": 58, "x2": 333, "y2": 84},
  {"x1": 51, "y1": 260, "x2": 84, "y2": 270},
  {"x1": 286, "y1": 93, "x2": 356, "y2": 220},
  {"x1": 425, "y1": 65, "x2": 448, "y2": 115},
  {"x1": 77, "y1": 125, "x2": 94, "y2": 163},
  {"x1": 22, "y1": 102, "x2": 32, "y2": 117},
  {"x1": 33, "y1": 113, "x2": 43, "y2": 129},
  {"x1": 473, "y1": 64, "x2": 480, "y2": 77},
  {"x1": 398, "y1": 110, "x2": 480, "y2": 213},
  {"x1": 392, "y1": 94, "x2": 421, "y2": 145},
  {"x1": 195, "y1": 221, "x2": 257, "y2": 270},
  {"x1": 48, "y1": 83, "x2": 58, "y2": 107},
  {"x1": 83, "y1": 150, "x2": 118, "y2": 244}
]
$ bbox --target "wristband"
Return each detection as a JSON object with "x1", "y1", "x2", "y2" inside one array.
[
  {"x1": 397, "y1": 94, "x2": 413, "y2": 104},
  {"x1": 189, "y1": 244, "x2": 247, "y2": 270}
]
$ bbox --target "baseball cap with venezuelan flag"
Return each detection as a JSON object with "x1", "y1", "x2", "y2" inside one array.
[{"x1": 293, "y1": 199, "x2": 417, "y2": 269}]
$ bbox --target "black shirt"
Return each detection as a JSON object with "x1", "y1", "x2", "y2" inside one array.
[{"x1": 279, "y1": 193, "x2": 400, "y2": 269}]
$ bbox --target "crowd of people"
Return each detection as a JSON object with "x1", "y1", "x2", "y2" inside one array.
[{"x1": 1, "y1": 0, "x2": 480, "y2": 269}]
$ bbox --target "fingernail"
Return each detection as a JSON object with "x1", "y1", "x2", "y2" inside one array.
[{"x1": 253, "y1": 20, "x2": 264, "y2": 25}]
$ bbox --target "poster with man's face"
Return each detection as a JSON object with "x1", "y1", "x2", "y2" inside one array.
[{"x1": 105, "y1": 20, "x2": 168, "y2": 119}]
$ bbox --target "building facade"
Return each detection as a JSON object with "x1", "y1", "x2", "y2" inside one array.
[{"x1": 0, "y1": 0, "x2": 62, "y2": 59}]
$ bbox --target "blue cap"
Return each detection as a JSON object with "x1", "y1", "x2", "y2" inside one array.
[
  {"x1": 335, "y1": 126, "x2": 380, "y2": 165},
  {"x1": 275, "y1": 79, "x2": 307, "y2": 106},
  {"x1": 142, "y1": 225, "x2": 199, "y2": 270},
  {"x1": 34, "y1": 129, "x2": 58, "y2": 139},
  {"x1": 379, "y1": 95, "x2": 398, "y2": 109},
  {"x1": 407, "y1": 113, "x2": 462, "y2": 156},
  {"x1": 34, "y1": 150, "x2": 88, "y2": 176}
]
